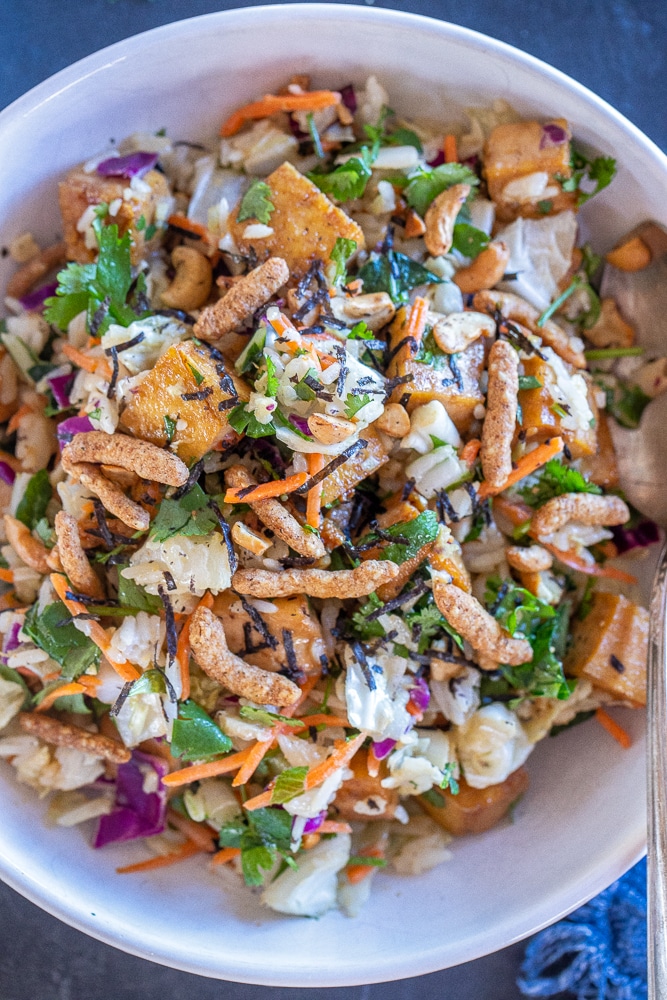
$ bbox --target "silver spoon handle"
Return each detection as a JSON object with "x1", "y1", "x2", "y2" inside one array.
[{"x1": 648, "y1": 541, "x2": 667, "y2": 999}]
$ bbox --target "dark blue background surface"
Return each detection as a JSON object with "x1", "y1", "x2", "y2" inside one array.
[{"x1": 0, "y1": 2, "x2": 663, "y2": 997}]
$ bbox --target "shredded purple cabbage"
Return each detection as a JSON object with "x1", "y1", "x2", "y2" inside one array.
[
  {"x1": 56, "y1": 415, "x2": 94, "y2": 449},
  {"x1": 0, "y1": 462, "x2": 15, "y2": 486},
  {"x1": 251, "y1": 438, "x2": 287, "y2": 474},
  {"x1": 288, "y1": 116, "x2": 308, "y2": 141},
  {"x1": 339, "y1": 84, "x2": 357, "y2": 114},
  {"x1": 611, "y1": 519, "x2": 660, "y2": 554},
  {"x1": 96, "y1": 152, "x2": 158, "y2": 179},
  {"x1": 4, "y1": 622, "x2": 21, "y2": 653},
  {"x1": 427, "y1": 151, "x2": 445, "y2": 168},
  {"x1": 540, "y1": 123, "x2": 568, "y2": 149},
  {"x1": 94, "y1": 750, "x2": 168, "y2": 849},
  {"x1": 372, "y1": 738, "x2": 396, "y2": 760},
  {"x1": 409, "y1": 677, "x2": 430, "y2": 712},
  {"x1": 48, "y1": 373, "x2": 74, "y2": 409},
  {"x1": 302, "y1": 811, "x2": 327, "y2": 835},
  {"x1": 19, "y1": 281, "x2": 58, "y2": 312},
  {"x1": 289, "y1": 414, "x2": 313, "y2": 437}
]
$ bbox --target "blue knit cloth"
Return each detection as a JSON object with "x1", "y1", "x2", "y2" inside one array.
[{"x1": 518, "y1": 859, "x2": 647, "y2": 999}]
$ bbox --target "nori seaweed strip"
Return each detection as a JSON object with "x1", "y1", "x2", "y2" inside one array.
[
  {"x1": 163, "y1": 570, "x2": 177, "y2": 592},
  {"x1": 563, "y1": 443, "x2": 573, "y2": 461},
  {"x1": 502, "y1": 319, "x2": 548, "y2": 361},
  {"x1": 93, "y1": 499, "x2": 115, "y2": 549},
  {"x1": 401, "y1": 478, "x2": 416, "y2": 501},
  {"x1": 380, "y1": 224, "x2": 395, "y2": 254},
  {"x1": 351, "y1": 640, "x2": 376, "y2": 691},
  {"x1": 385, "y1": 336, "x2": 417, "y2": 365},
  {"x1": 207, "y1": 498, "x2": 238, "y2": 575},
  {"x1": 365, "y1": 579, "x2": 428, "y2": 621},
  {"x1": 464, "y1": 481, "x2": 480, "y2": 517},
  {"x1": 448, "y1": 353, "x2": 464, "y2": 393},
  {"x1": 155, "y1": 308, "x2": 197, "y2": 325},
  {"x1": 217, "y1": 373, "x2": 237, "y2": 397},
  {"x1": 55, "y1": 612, "x2": 101, "y2": 625},
  {"x1": 89, "y1": 295, "x2": 110, "y2": 338},
  {"x1": 487, "y1": 580, "x2": 510, "y2": 617},
  {"x1": 171, "y1": 459, "x2": 204, "y2": 500},
  {"x1": 65, "y1": 590, "x2": 117, "y2": 606},
  {"x1": 383, "y1": 373, "x2": 413, "y2": 396},
  {"x1": 399, "y1": 391, "x2": 411, "y2": 408},
  {"x1": 239, "y1": 594, "x2": 278, "y2": 649},
  {"x1": 242, "y1": 621, "x2": 270, "y2": 655},
  {"x1": 482, "y1": 497, "x2": 492, "y2": 526},
  {"x1": 168, "y1": 220, "x2": 203, "y2": 241},
  {"x1": 104, "y1": 331, "x2": 146, "y2": 355},
  {"x1": 294, "y1": 439, "x2": 366, "y2": 495},
  {"x1": 157, "y1": 584, "x2": 178, "y2": 665},
  {"x1": 410, "y1": 649, "x2": 474, "y2": 668},
  {"x1": 86, "y1": 527, "x2": 135, "y2": 546},
  {"x1": 350, "y1": 385, "x2": 385, "y2": 396},
  {"x1": 106, "y1": 347, "x2": 119, "y2": 399},
  {"x1": 282, "y1": 556, "x2": 317, "y2": 568},
  {"x1": 181, "y1": 387, "x2": 213, "y2": 401},
  {"x1": 281, "y1": 628, "x2": 302, "y2": 682},
  {"x1": 610, "y1": 654, "x2": 625, "y2": 674},
  {"x1": 303, "y1": 374, "x2": 333, "y2": 400},
  {"x1": 218, "y1": 398, "x2": 238, "y2": 411},
  {"x1": 109, "y1": 681, "x2": 133, "y2": 718},
  {"x1": 298, "y1": 324, "x2": 326, "y2": 336},
  {"x1": 335, "y1": 344, "x2": 348, "y2": 398},
  {"x1": 436, "y1": 489, "x2": 459, "y2": 523}
]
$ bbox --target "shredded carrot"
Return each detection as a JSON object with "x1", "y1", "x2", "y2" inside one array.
[
  {"x1": 403, "y1": 208, "x2": 426, "y2": 239},
  {"x1": 177, "y1": 591, "x2": 214, "y2": 701},
  {"x1": 367, "y1": 744, "x2": 380, "y2": 778},
  {"x1": 345, "y1": 278, "x2": 363, "y2": 294},
  {"x1": 50, "y1": 573, "x2": 140, "y2": 683},
  {"x1": 302, "y1": 832, "x2": 321, "y2": 850},
  {"x1": 406, "y1": 699, "x2": 423, "y2": 717},
  {"x1": 491, "y1": 494, "x2": 533, "y2": 527},
  {"x1": 162, "y1": 746, "x2": 254, "y2": 788},
  {"x1": 478, "y1": 437, "x2": 564, "y2": 498},
  {"x1": 306, "y1": 453, "x2": 325, "y2": 530},
  {"x1": 443, "y1": 134, "x2": 458, "y2": 163},
  {"x1": 460, "y1": 438, "x2": 481, "y2": 465},
  {"x1": 35, "y1": 681, "x2": 85, "y2": 712},
  {"x1": 319, "y1": 821, "x2": 352, "y2": 835},
  {"x1": 269, "y1": 312, "x2": 298, "y2": 337},
  {"x1": 405, "y1": 296, "x2": 429, "y2": 350},
  {"x1": 346, "y1": 847, "x2": 385, "y2": 885},
  {"x1": 61, "y1": 342, "x2": 111, "y2": 379},
  {"x1": 167, "y1": 213, "x2": 209, "y2": 240},
  {"x1": 0, "y1": 568, "x2": 14, "y2": 584},
  {"x1": 211, "y1": 847, "x2": 241, "y2": 866},
  {"x1": 542, "y1": 543, "x2": 638, "y2": 584},
  {"x1": 167, "y1": 808, "x2": 217, "y2": 852},
  {"x1": 116, "y1": 840, "x2": 201, "y2": 874},
  {"x1": 7, "y1": 404, "x2": 33, "y2": 436},
  {"x1": 224, "y1": 471, "x2": 308, "y2": 505},
  {"x1": 595, "y1": 707, "x2": 632, "y2": 749},
  {"x1": 241, "y1": 787, "x2": 274, "y2": 812},
  {"x1": 220, "y1": 90, "x2": 341, "y2": 137},
  {"x1": 293, "y1": 713, "x2": 349, "y2": 729},
  {"x1": 231, "y1": 732, "x2": 277, "y2": 787},
  {"x1": 303, "y1": 732, "x2": 366, "y2": 791},
  {"x1": 282, "y1": 669, "x2": 322, "y2": 717}
]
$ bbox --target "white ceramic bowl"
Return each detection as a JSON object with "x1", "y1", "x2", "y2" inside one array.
[{"x1": 0, "y1": 4, "x2": 664, "y2": 986}]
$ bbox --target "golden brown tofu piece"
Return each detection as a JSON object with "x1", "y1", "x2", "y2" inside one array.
[
  {"x1": 565, "y1": 592, "x2": 648, "y2": 706},
  {"x1": 578, "y1": 412, "x2": 619, "y2": 490},
  {"x1": 484, "y1": 120, "x2": 576, "y2": 222},
  {"x1": 119, "y1": 340, "x2": 245, "y2": 463},
  {"x1": 211, "y1": 592, "x2": 324, "y2": 679},
  {"x1": 332, "y1": 750, "x2": 399, "y2": 821},
  {"x1": 419, "y1": 767, "x2": 529, "y2": 836},
  {"x1": 517, "y1": 355, "x2": 598, "y2": 458},
  {"x1": 387, "y1": 308, "x2": 485, "y2": 433},
  {"x1": 58, "y1": 167, "x2": 170, "y2": 264},
  {"x1": 228, "y1": 161, "x2": 364, "y2": 280},
  {"x1": 320, "y1": 425, "x2": 388, "y2": 507}
]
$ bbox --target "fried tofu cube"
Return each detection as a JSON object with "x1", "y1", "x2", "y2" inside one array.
[
  {"x1": 420, "y1": 768, "x2": 529, "y2": 836},
  {"x1": 332, "y1": 751, "x2": 399, "y2": 821},
  {"x1": 484, "y1": 120, "x2": 576, "y2": 222},
  {"x1": 387, "y1": 308, "x2": 485, "y2": 433},
  {"x1": 58, "y1": 167, "x2": 170, "y2": 264},
  {"x1": 119, "y1": 340, "x2": 246, "y2": 462},
  {"x1": 227, "y1": 161, "x2": 364, "y2": 280},
  {"x1": 578, "y1": 412, "x2": 619, "y2": 490},
  {"x1": 565, "y1": 592, "x2": 649, "y2": 706},
  {"x1": 320, "y1": 425, "x2": 388, "y2": 507},
  {"x1": 211, "y1": 592, "x2": 324, "y2": 679},
  {"x1": 517, "y1": 355, "x2": 598, "y2": 458}
]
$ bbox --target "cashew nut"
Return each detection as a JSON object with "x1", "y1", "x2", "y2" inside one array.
[
  {"x1": 429, "y1": 310, "x2": 495, "y2": 354},
  {"x1": 374, "y1": 403, "x2": 411, "y2": 438},
  {"x1": 3, "y1": 515, "x2": 50, "y2": 574},
  {"x1": 453, "y1": 240, "x2": 510, "y2": 294},
  {"x1": 424, "y1": 184, "x2": 470, "y2": 257},
  {"x1": 307, "y1": 412, "x2": 357, "y2": 445},
  {"x1": 330, "y1": 292, "x2": 396, "y2": 332},
  {"x1": 585, "y1": 298, "x2": 634, "y2": 348},
  {"x1": 161, "y1": 246, "x2": 212, "y2": 312},
  {"x1": 605, "y1": 235, "x2": 652, "y2": 273},
  {"x1": 473, "y1": 289, "x2": 586, "y2": 369},
  {"x1": 5, "y1": 242, "x2": 66, "y2": 300}
]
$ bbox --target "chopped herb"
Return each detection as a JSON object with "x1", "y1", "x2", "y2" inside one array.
[
  {"x1": 578, "y1": 578, "x2": 596, "y2": 620},
  {"x1": 451, "y1": 223, "x2": 489, "y2": 260},
  {"x1": 329, "y1": 237, "x2": 357, "y2": 285},
  {"x1": 560, "y1": 150, "x2": 617, "y2": 206},
  {"x1": 235, "y1": 326, "x2": 267, "y2": 376},
  {"x1": 264, "y1": 355, "x2": 280, "y2": 398},
  {"x1": 149, "y1": 483, "x2": 219, "y2": 542},
  {"x1": 347, "y1": 855, "x2": 387, "y2": 868},
  {"x1": 536, "y1": 275, "x2": 583, "y2": 327},
  {"x1": 218, "y1": 807, "x2": 294, "y2": 887},
  {"x1": 239, "y1": 705, "x2": 303, "y2": 729},
  {"x1": 413, "y1": 329, "x2": 450, "y2": 369},
  {"x1": 308, "y1": 148, "x2": 373, "y2": 201},
  {"x1": 358, "y1": 250, "x2": 444, "y2": 304},
  {"x1": 163, "y1": 414, "x2": 178, "y2": 444},
  {"x1": 518, "y1": 375, "x2": 542, "y2": 390},
  {"x1": 345, "y1": 393, "x2": 372, "y2": 418},
  {"x1": 537, "y1": 199, "x2": 553, "y2": 214},
  {"x1": 439, "y1": 762, "x2": 459, "y2": 795},
  {"x1": 603, "y1": 382, "x2": 651, "y2": 429},
  {"x1": 23, "y1": 601, "x2": 100, "y2": 680},
  {"x1": 270, "y1": 766, "x2": 308, "y2": 805},
  {"x1": 15, "y1": 469, "x2": 52, "y2": 531},
  {"x1": 186, "y1": 362, "x2": 204, "y2": 386},
  {"x1": 549, "y1": 708, "x2": 596, "y2": 737},
  {"x1": 228, "y1": 403, "x2": 276, "y2": 439},
  {"x1": 404, "y1": 163, "x2": 478, "y2": 217},
  {"x1": 171, "y1": 700, "x2": 232, "y2": 761},
  {"x1": 421, "y1": 787, "x2": 446, "y2": 808},
  {"x1": 357, "y1": 510, "x2": 439, "y2": 566},
  {"x1": 519, "y1": 459, "x2": 602, "y2": 508},
  {"x1": 584, "y1": 347, "x2": 644, "y2": 360},
  {"x1": 236, "y1": 180, "x2": 275, "y2": 225},
  {"x1": 117, "y1": 571, "x2": 163, "y2": 614},
  {"x1": 350, "y1": 593, "x2": 386, "y2": 640}
]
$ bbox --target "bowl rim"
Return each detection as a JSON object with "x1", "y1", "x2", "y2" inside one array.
[{"x1": 0, "y1": 3, "x2": 660, "y2": 985}]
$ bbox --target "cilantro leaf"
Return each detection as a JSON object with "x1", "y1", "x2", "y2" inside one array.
[
  {"x1": 518, "y1": 459, "x2": 602, "y2": 508},
  {"x1": 219, "y1": 807, "x2": 294, "y2": 887},
  {"x1": 350, "y1": 593, "x2": 386, "y2": 640},
  {"x1": 330, "y1": 237, "x2": 358, "y2": 285},
  {"x1": 23, "y1": 601, "x2": 100, "y2": 680},
  {"x1": 239, "y1": 705, "x2": 303, "y2": 728},
  {"x1": 414, "y1": 329, "x2": 451, "y2": 369},
  {"x1": 117, "y1": 572, "x2": 163, "y2": 614},
  {"x1": 357, "y1": 510, "x2": 439, "y2": 565},
  {"x1": 308, "y1": 149, "x2": 373, "y2": 202},
  {"x1": 405, "y1": 598, "x2": 464, "y2": 652},
  {"x1": 405, "y1": 163, "x2": 479, "y2": 217},
  {"x1": 387, "y1": 127, "x2": 423, "y2": 152},
  {"x1": 605, "y1": 383, "x2": 651, "y2": 429},
  {"x1": 451, "y1": 223, "x2": 489, "y2": 259},
  {"x1": 561, "y1": 150, "x2": 617, "y2": 206},
  {"x1": 15, "y1": 469, "x2": 52, "y2": 530},
  {"x1": 347, "y1": 321, "x2": 373, "y2": 341},
  {"x1": 150, "y1": 483, "x2": 219, "y2": 542},
  {"x1": 228, "y1": 402, "x2": 276, "y2": 438},
  {"x1": 518, "y1": 375, "x2": 542, "y2": 390},
  {"x1": 271, "y1": 766, "x2": 308, "y2": 805},
  {"x1": 163, "y1": 414, "x2": 177, "y2": 444},
  {"x1": 236, "y1": 180, "x2": 275, "y2": 225},
  {"x1": 345, "y1": 393, "x2": 372, "y2": 418},
  {"x1": 171, "y1": 700, "x2": 232, "y2": 761},
  {"x1": 358, "y1": 249, "x2": 443, "y2": 304},
  {"x1": 264, "y1": 355, "x2": 280, "y2": 398}
]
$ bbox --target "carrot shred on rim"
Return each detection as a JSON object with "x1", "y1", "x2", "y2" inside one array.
[
  {"x1": 162, "y1": 746, "x2": 254, "y2": 788},
  {"x1": 50, "y1": 573, "x2": 140, "y2": 683},
  {"x1": 167, "y1": 213, "x2": 209, "y2": 240},
  {"x1": 541, "y1": 543, "x2": 638, "y2": 584},
  {"x1": 0, "y1": 568, "x2": 14, "y2": 584},
  {"x1": 460, "y1": 438, "x2": 481, "y2": 465},
  {"x1": 241, "y1": 787, "x2": 274, "y2": 812},
  {"x1": 231, "y1": 732, "x2": 278, "y2": 788},
  {"x1": 116, "y1": 840, "x2": 201, "y2": 874},
  {"x1": 443, "y1": 134, "x2": 458, "y2": 163},
  {"x1": 35, "y1": 681, "x2": 86, "y2": 712},
  {"x1": 224, "y1": 471, "x2": 308, "y2": 505},
  {"x1": 61, "y1": 342, "x2": 99, "y2": 374},
  {"x1": 306, "y1": 453, "x2": 325, "y2": 530},
  {"x1": 220, "y1": 90, "x2": 341, "y2": 137},
  {"x1": 478, "y1": 437, "x2": 564, "y2": 498},
  {"x1": 319, "y1": 820, "x2": 353, "y2": 835},
  {"x1": 167, "y1": 808, "x2": 217, "y2": 852},
  {"x1": 595, "y1": 707, "x2": 632, "y2": 749},
  {"x1": 346, "y1": 846, "x2": 385, "y2": 885},
  {"x1": 292, "y1": 713, "x2": 350, "y2": 729},
  {"x1": 211, "y1": 847, "x2": 241, "y2": 866},
  {"x1": 177, "y1": 591, "x2": 213, "y2": 701}
]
